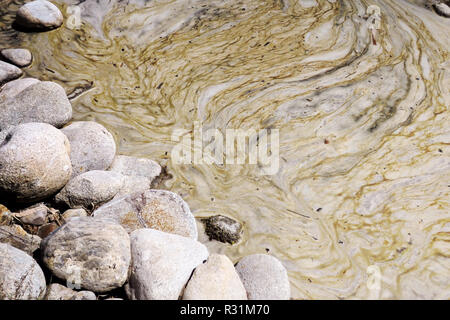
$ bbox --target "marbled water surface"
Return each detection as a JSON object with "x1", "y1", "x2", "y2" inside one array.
[{"x1": 0, "y1": 0, "x2": 449, "y2": 299}]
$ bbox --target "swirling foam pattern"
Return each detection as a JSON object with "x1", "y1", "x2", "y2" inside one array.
[{"x1": 1, "y1": 0, "x2": 449, "y2": 299}]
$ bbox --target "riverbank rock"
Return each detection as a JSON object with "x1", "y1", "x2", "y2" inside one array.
[
  {"x1": 15, "y1": 0, "x2": 64, "y2": 31},
  {"x1": 0, "y1": 123, "x2": 72, "y2": 203},
  {"x1": 183, "y1": 254, "x2": 247, "y2": 300},
  {"x1": 14, "y1": 203, "x2": 49, "y2": 226},
  {"x1": 0, "y1": 224, "x2": 42, "y2": 255},
  {"x1": 0, "y1": 61, "x2": 22, "y2": 85},
  {"x1": 93, "y1": 189, "x2": 197, "y2": 239},
  {"x1": 1, "y1": 48, "x2": 32, "y2": 67},
  {"x1": 115, "y1": 176, "x2": 152, "y2": 198},
  {"x1": 109, "y1": 155, "x2": 161, "y2": 197},
  {"x1": 126, "y1": 228, "x2": 208, "y2": 300},
  {"x1": 109, "y1": 155, "x2": 161, "y2": 179},
  {"x1": 0, "y1": 81, "x2": 72, "y2": 131},
  {"x1": 0, "y1": 243, "x2": 46, "y2": 299},
  {"x1": 55, "y1": 170, "x2": 123, "y2": 210},
  {"x1": 62, "y1": 208, "x2": 87, "y2": 221},
  {"x1": 41, "y1": 217, "x2": 131, "y2": 293},
  {"x1": 0, "y1": 78, "x2": 39, "y2": 103},
  {"x1": 201, "y1": 215, "x2": 243, "y2": 244},
  {"x1": 235, "y1": 254, "x2": 290, "y2": 300},
  {"x1": 45, "y1": 283, "x2": 96, "y2": 300},
  {"x1": 61, "y1": 121, "x2": 116, "y2": 177}
]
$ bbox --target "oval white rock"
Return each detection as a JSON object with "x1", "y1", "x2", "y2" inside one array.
[
  {"x1": 126, "y1": 228, "x2": 208, "y2": 300},
  {"x1": 1, "y1": 48, "x2": 32, "y2": 67},
  {"x1": 235, "y1": 254, "x2": 291, "y2": 300},
  {"x1": 183, "y1": 254, "x2": 247, "y2": 300},
  {"x1": 61, "y1": 121, "x2": 116, "y2": 177}
]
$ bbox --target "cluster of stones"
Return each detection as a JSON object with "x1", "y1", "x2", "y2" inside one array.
[{"x1": 0, "y1": 1, "x2": 291, "y2": 300}]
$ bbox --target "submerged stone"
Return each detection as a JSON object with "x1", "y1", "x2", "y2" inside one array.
[
  {"x1": 201, "y1": 215, "x2": 243, "y2": 244},
  {"x1": 15, "y1": 0, "x2": 64, "y2": 31}
]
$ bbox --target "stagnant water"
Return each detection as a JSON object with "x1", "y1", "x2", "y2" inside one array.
[{"x1": 1, "y1": 0, "x2": 449, "y2": 299}]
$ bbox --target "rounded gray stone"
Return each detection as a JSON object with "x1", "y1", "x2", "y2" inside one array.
[
  {"x1": 15, "y1": 0, "x2": 64, "y2": 31},
  {"x1": 93, "y1": 189, "x2": 198, "y2": 239},
  {"x1": 126, "y1": 228, "x2": 208, "y2": 300},
  {"x1": 0, "y1": 123, "x2": 72, "y2": 203},
  {"x1": 55, "y1": 170, "x2": 124, "y2": 209},
  {"x1": 0, "y1": 61, "x2": 22, "y2": 85},
  {"x1": 41, "y1": 217, "x2": 131, "y2": 293},
  {"x1": 1, "y1": 48, "x2": 32, "y2": 67},
  {"x1": 0, "y1": 81, "x2": 73, "y2": 131},
  {"x1": 114, "y1": 175, "x2": 152, "y2": 198},
  {"x1": 235, "y1": 254, "x2": 291, "y2": 300},
  {"x1": 109, "y1": 155, "x2": 162, "y2": 197},
  {"x1": 0, "y1": 243, "x2": 46, "y2": 300},
  {"x1": 183, "y1": 254, "x2": 247, "y2": 300},
  {"x1": 61, "y1": 121, "x2": 116, "y2": 177}
]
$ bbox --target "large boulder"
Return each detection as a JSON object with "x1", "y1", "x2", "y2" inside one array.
[
  {"x1": 108, "y1": 155, "x2": 161, "y2": 197},
  {"x1": 0, "y1": 123, "x2": 72, "y2": 203},
  {"x1": 0, "y1": 243, "x2": 46, "y2": 300},
  {"x1": 235, "y1": 254, "x2": 291, "y2": 300},
  {"x1": 0, "y1": 61, "x2": 22, "y2": 85},
  {"x1": 41, "y1": 217, "x2": 131, "y2": 293},
  {"x1": 126, "y1": 228, "x2": 208, "y2": 300},
  {"x1": 0, "y1": 48, "x2": 32, "y2": 67},
  {"x1": 93, "y1": 189, "x2": 198, "y2": 239},
  {"x1": 61, "y1": 121, "x2": 116, "y2": 177},
  {"x1": 183, "y1": 254, "x2": 247, "y2": 300},
  {"x1": 44, "y1": 283, "x2": 96, "y2": 300},
  {"x1": 0, "y1": 81, "x2": 72, "y2": 131},
  {"x1": 15, "y1": 0, "x2": 64, "y2": 31},
  {"x1": 55, "y1": 170, "x2": 123, "y2": 209}
]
